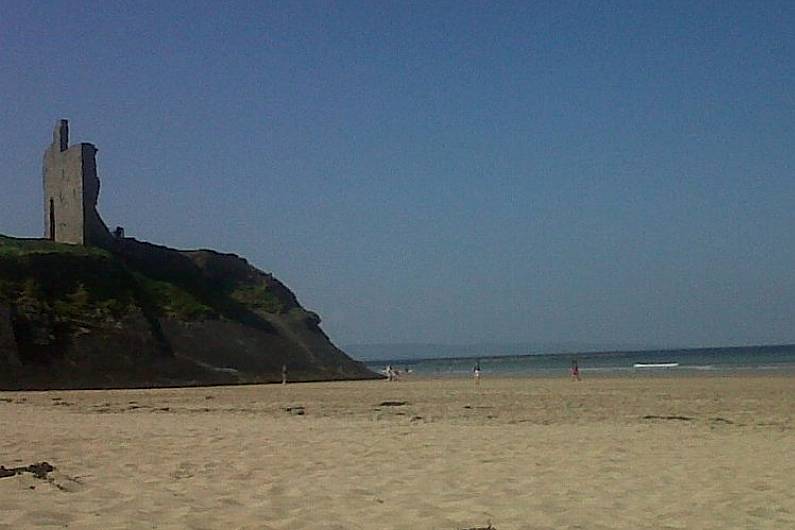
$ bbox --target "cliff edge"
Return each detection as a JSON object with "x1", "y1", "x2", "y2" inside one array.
[{"x1": 0, "y1": 235, "x2": 376, "y2": 389}]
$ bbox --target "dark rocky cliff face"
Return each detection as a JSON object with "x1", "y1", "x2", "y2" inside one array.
[{"x1": 0, "y1": 235, "x2": 376, "y2": 389}]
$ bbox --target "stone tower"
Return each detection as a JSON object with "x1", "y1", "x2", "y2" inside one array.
[{"x1": 42, "y1": 120, "x2": 111, "y2": 246}]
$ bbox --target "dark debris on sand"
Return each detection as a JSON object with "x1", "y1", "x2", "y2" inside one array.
[
  {"x1": 0, "y1": 462, "x2": 55, "y2": 480},
  {"x1": 642, "y1": 415, "x2": 694, "y2": 421},
  {"x1": 377, "y1": 401, "x2": 407, "y2": 407}
]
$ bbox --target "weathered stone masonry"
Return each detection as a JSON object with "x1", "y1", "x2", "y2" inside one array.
[{"x1": 42, "y1": 120, "x2": 112, "y2": 246}]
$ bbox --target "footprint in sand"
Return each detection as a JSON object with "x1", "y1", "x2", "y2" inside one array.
[
  {"x1": 23, "y1": 511, "x2": 76, "y2": 526},
  {"x1": 171, "y1": 463, "x2": 195, "y2": 480}
]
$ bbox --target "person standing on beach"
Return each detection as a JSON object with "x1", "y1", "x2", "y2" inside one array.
[
  {"x1": 570, "y1": 359, "x2": 581, "y2": 381},
  {"x1": 281, "y1": 364, "x2": 288, "y2": 385},
  {"x1": 473, "y1": 360, "x2": 481, "y2": 386}
]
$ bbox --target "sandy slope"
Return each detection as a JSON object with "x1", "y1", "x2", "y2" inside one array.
[{"x1": 1, "y1": 374, "x2": 793, "y2": 529}]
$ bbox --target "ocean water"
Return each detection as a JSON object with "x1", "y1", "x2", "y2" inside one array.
[{"x1": 365, "y1": 344, "x2": 795, "y2": 377}]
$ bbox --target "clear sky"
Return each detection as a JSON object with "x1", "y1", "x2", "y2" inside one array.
[{"x1": 1, "y1": 1, "x2": 793, "y2": 349}]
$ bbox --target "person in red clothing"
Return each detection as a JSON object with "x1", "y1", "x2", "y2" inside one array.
[{"x1": 570, "y1": 359, "x2": 581, "y2": 381}]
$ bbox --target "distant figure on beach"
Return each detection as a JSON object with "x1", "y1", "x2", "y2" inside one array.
[
  {"x1": 386, "y1": 365, "x2": 394, "y2": 382},
  {"x1": 281, "y1": 364, "x2": 287, "y2": 385},
  {"x1": 473, "y1": 360, "x2": 481, "y2": 386},
  {"x1": 570, "y1": 359, "x2": 581, "y2": 381}
]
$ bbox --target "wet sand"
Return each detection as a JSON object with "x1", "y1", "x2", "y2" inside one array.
[{"x1": 1, "y1": 374, "x2": 793, "y2": 529}]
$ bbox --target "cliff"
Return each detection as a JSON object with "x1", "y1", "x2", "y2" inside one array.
[{"x1": 0, "y1": 235, "x2": 376, "y2": 389}]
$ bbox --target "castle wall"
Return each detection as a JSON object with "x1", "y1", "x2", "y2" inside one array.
[
  {"x1": 42, "y1": 120, "x2": 111, "y2": 247},
  {"x1": 43, "y1": 143, "x2": 87, "y2": 244},
  {"x1": 80, "y1": 144, "x2": 113, "y2": 246}
]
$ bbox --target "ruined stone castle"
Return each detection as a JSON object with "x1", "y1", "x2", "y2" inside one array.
[{"x1": 43, "y1": 120, "x2": 113, "y2": 247}]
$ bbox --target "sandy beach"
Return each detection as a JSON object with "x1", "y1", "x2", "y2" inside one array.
[{"x1": 1, "y1": 374, "x2": 793, "y2": 529}]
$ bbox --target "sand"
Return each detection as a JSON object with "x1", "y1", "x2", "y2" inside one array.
[{"x1": 1, "y1": 374, "x2": 793, "y2": 529}]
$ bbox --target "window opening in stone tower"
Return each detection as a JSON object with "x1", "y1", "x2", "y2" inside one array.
[{"x1": 49, "y1": 198, "x2": 55, "y2": 241}]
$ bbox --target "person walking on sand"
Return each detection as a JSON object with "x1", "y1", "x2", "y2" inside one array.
[
  {"x1": 473, "y1": 360, "x2": 481, "y2": 386},
  {"x1": 570, "y1": 359, "x2": 581, "y2": 381}
]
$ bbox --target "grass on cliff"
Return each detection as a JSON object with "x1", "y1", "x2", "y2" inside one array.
[
  {"x1": 131, "y1": 273, "x2": 214, "y2": 319},
  {"x1": 0, "y1": 238, "x2": 135, "y2": 323},
  {"x1": 225, "y1": 281, "x2": 282, "y2": 314},
  {"x1": 0, "y1": 235, "x2": 109, "y2": 257},
  {"x1": 0, "y1": 235, "x2": 278, "y2": 323}
]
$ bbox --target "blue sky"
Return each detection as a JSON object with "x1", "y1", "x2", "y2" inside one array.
[{"x1": 1, "y1": 1, "x2": 793, "y2": 348}]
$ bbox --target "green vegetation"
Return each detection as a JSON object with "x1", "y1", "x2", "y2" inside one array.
[
  {"x1": 0, "y1": 235, "x2": 282, "y2": 325},
  {"x1": 227, "y1": 282, "x2": 282, "y2": 314},
  {"x1": 0, "y1": 241, "x2": 137, "y2": 326},
  {"x1": 0, "y1": 235, "x2": 108, "y2": 257},
  {"x1": 132, "y1": 273, "x2": 214, "y2": 319}
]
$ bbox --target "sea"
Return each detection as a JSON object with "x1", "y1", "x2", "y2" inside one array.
[{"x1": 364, "y1": 344, "x2": 795, "y2": 377}]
